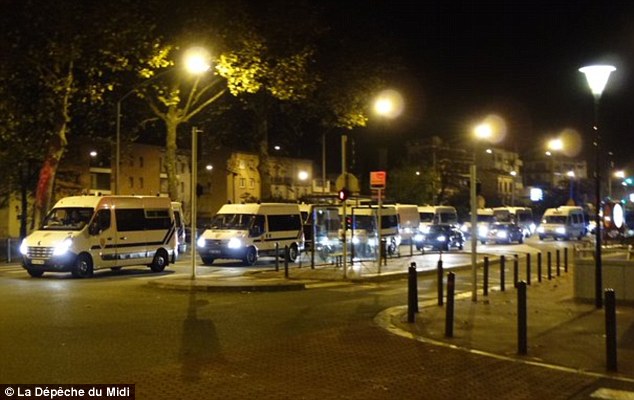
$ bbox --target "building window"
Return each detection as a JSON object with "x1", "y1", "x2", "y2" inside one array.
[
  {"x1": 129, "y1": 177, "x2": 134, "y2": 189},
  {"x1": 90, "y1": 171, "x2": 111, "y2": 191},
  {"x1": 139, "y1": 177, "x2": 144, "y2": 189},
  {"x1": 139, "y1": 156, "x2": 144, "y2": 168},
  {"x1": 249, "y1": 178, "x2": 255, "y2": 188},
  {"x1": 240, "y1": 178, "x2": 246, "y2": 188},
  {"x1": 180, "y1": 182, "x2": 184, "y2": 194},
  {"x1": 160, "y1": 178, "x2": 168, "y2": 194}
]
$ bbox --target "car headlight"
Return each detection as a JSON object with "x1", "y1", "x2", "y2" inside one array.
[
  {"x1": 227, "y1": 237, "x2": 242, "y2": 249},
  {"x1": 496, "y1": 231, "x2": 508, "y2": 239},
  {"x1": 437, "y1": 235, "x2": 446, "y2": 242},
  {"x1": 530, "y1": 223, "x2": 536, "y2": 233},
  {"x1": 19, "y1": 239, "x2": 28, "y2": 255},
  {"x1": 555, "y1": 227, "x2": 566, "y2": 235},
  {"x1": 197, "y1": 236, "x2": 206, "y2": 248},
  {"x1": 414, "y1": 233, "x2": 424, "y2": 242},
  {"x1": 421, "y1": 226, "x2": 431, "y2": 234},
  {"x1": 53, "y1": 238, "x2": 73, "y2": 256},
  {"x1": 537, "y1": 226, "x2": 545, "y2": 233},
  {"x1": 460, "y1": 225, "x2": 468, "y2": 233}
]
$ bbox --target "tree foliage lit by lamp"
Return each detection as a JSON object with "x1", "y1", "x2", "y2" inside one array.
[{"x1": 579, "y1": 64, "x2": 616, "y2": 308}]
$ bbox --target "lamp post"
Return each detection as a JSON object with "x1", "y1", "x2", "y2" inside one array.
[
  {"x1": 579, "y1": 64, "x2": 616, "y2": 308},
  {"x1": 612, "y1": 170, "x2": 625, "y2": 200},
  {"x1": 566, "y1": 170, "x2": 575, "y2": 203},
  {"x1": 471, "y1": 123, "x2": 492, "y2": 302}
]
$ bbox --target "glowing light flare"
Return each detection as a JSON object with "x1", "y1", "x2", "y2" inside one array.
[
  {"x1": 579, "y1": 65, "x2": 616, "y2": 97},
  {"x1": 374, "y1": 89, "x2": 404, "y2": 119},
  {"x1": 298, "y1": 171, "x2": 309, "y2": 181},
  {"x1": 183, "y1": 47, "x2": 212, "y2": 74},
  {"x1": 614, "y1": 170, "x2": 625, "y2": 179},
  {"x1": 473, "y1": 114, "x2": 507, "y2": 144}
]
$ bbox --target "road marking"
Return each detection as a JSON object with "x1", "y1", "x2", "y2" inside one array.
[{"x1": 591, "y1": 388, "x2": 634, "y2": 399}]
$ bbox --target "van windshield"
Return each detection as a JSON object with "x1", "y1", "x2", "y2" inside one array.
[
  {"x1": 42, "y1": 207, "x2": 94, "y2": 231},
  {"x1": 543, "y1": 215, "x2": 567, "y2": 224},
  {"x1": 349, "y1": 215, "x2": 375, "y2": 231},
  {"x1": 477, "y1": 215, "x2": 494, "y2": 223},
  {"x1": 419, "y1": 212, "x2": 434, "y2": 223},
  {"x1": 210, "y1": 213, "x2": 255, "y2": 230}
]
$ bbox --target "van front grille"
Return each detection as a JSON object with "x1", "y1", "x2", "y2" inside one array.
[{"x1": 27, "y1": 247, "x2": 55, "y2": 259}]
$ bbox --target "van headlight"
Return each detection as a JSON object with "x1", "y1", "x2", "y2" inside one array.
[
  {"x1": 53, "y1": 238, "x2": 73, "y2": 256},
  {"x1": 556, "y1": 227, "x2": 566, "y2": 235},
  {"x1": 19, "y1": 239, "x2": 28, "y2": 255},
  {"x1": 478, "y1": 226, "x2": 489, "y2": 237},
  {"x1": 414, "y1": 233, "x2": 424, "y2": 242},
  {"x1": 196, "y1": 236, "x2": 206, "y2": 248},
  {"x1": 437, "y1": 235, "x2": 446, "y2": 242},
  {"x1": 496, "y1": 231, "x2": 508, "y2": 239},
  {"x1": 227, "y1": 238, "x2": 242, "y2": 249},
  {"x1": 537, "y1": 226, "x2": 545, "y2": 233},
  {"x1": 352, "y1": 236, "x2": 360, "y2": 245}
]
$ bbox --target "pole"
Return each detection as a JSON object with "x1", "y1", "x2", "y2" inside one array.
[
  {"x1": 341, "y1": 134, "x2": 347, "y2": 279},
  {"x1": 322, "y1": 133, "x2": 327, "y2": 193},
  {"x1": 190, "y1": 126, "x2": 201, "y2": 280},
  {"x1": 115, "y1": 101, "x2": 121, "y2": 195},
  {"x1": 593, "y1": 97, "x2": 603, "y2": 309},
  {"x1": 470, "y1": 163, "x2": 478, "y2": 302},
  {"x1": 377, "y1": 189, "x2": 383, "y2": 273}
]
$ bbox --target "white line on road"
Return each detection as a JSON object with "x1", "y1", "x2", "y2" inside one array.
[{"x1": 591, "y1": 388, "x2": 634, "y2": 400}]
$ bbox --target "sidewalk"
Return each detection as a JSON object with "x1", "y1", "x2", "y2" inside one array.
[{"x1": 379, "y1": 267, "x2": 634, "y2": 381}]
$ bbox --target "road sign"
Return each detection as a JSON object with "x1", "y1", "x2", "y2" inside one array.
[{"x1": 370, "y1": 171, "x2": 386, "y2": 189}]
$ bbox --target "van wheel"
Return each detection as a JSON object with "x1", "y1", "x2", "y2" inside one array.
[
  {"x1": 243, "y1": 247, "x2": 257, "y2": 266},
  {"x1": 538, "y1": 235, "x2": 545, "y2": 241},
  {"x1": 27, "y1": 269, "x2": 44, "y2": 278},
  {"x1": 287, "y1": 244, "x2": 299, "y2": 262},
  {"x1": 201, "y1": 256, "x2": 215, "y2": 265},
  {"x1": 149, "y1": 250, "x2": 168, "y2": 272},
  {"x1": 72, "y1": 254, "x2": 94, "y2": 278}
]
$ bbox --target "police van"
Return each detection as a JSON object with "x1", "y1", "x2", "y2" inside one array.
[
  {"x1": 537, "y1": 206, "x2": 586, "y2": 241},
  {"x1": 417, "y1": 205, "x2": 458, "y2": 233},
  {"x1": 493, "y1": 207, "x2": 535, "y2": 237},
  {"x1": 346, "y1": 205, "x2": 401, "y2": 258},
  {"x1": 197, "y1": 203, "x2": 304, "y2": 266},
  {"x1": 20, "y1": 195, "x2": 177, "y2": 278},
  {"x1": 171, "y1": 201, "x2": 187, "y2": 253}
]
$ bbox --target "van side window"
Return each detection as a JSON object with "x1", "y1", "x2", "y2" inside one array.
[
  {"x1": 250, "y1": 215, "x2": 265, "y2": 236},
  {"x1": 268, "y1": 214, "x2": 301, "y2": 232},
  {"x1": 95, "y1": 209, "x2": 111, "y2": 231},
  {"x1": 116, "y1": 209, "x2": 146, "y2": 231},
  {"x1": 381, "y1": 215, "x2": 398, "y2": 229},
  {"x1": 145, "y1": 209, "x2": 172, "y2": 229}
]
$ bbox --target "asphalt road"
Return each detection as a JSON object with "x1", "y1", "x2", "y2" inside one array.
[{"x1": 2, "y1": 237, "x2": 629, "y2": 399}]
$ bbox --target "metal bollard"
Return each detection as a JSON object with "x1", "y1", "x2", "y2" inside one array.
[
  {"x1": 537, "y1": 252, "x2": 542, "y2": 283},
  {"x1": 526, "y1": 253, "x2": 531, "y2": 286},
  {"x1": 284, "y1": 245, "x2": 289, "y2": 278},
  {"x1": 310, "y1": 240, "x2": 315, "y2": 270},
  {"x1": 547, "y1": 251, "x2": 552, "y2": 280},
  {"x1": 513, "y1": 255, "x2": 519, "y2": 288},
  {"x1": 500, "y1": 255, "x2": 506, "y2": 292},
  {"x1": 437, "y1": 259, "x2": 444, "y2": 306},
  {"x1": 410, "y1": 240, "x2": 413, "y2": 257},
  {"x1": 517, "y1": 281, "x2": 527, "y2": 355},
  {"x1": 275, "y1": 242, "x2": 280, "y2": 272},
  {"x1": 445, "y1": 272, "x2": 455, "y2": 338},
  {"x1": 564, "y1": 247, "x2": 568, "y2": 273},
  {"x1": 407, "y1": 263, "x2": 418, "y2": 323},
  {"x1": 605, "y1": 289, "x2": 617, "y2": 372},
  {"x1": 483, "y1": 256, "x2": 489, "y2": 297},
  {"x1": 556, "y1": 249, "x2": 561, "y2": 276},
  {"x1": 7, "y1": 238, "x2": 12, "y2": 263}
]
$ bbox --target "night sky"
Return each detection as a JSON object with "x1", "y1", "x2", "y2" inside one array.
[{"x1": 326, "y1": 1, "x2": 634, "y2": 169}]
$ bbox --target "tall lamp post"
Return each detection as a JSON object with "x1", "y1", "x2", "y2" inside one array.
[
  {"x1": 471, "y1": 123, "x2": 492, "y2": 302},
  {"x1": 579, "y1": 64, "x2": 616, "y2": 308}
]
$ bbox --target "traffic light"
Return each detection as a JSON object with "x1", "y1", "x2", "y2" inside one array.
[{"x1": 338, "y1": 188, "x2": 350, "y2": 202}]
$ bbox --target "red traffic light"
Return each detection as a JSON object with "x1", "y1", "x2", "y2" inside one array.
[{"x1": 338, "y1": 188, "x2": 350, "y2": 202}]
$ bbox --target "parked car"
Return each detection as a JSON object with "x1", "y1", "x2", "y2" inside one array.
[
  {"x1": 484, "y1": 222, "x2": 524, "y2": 244},
  {"x1": 414, "y1": 224, "x2": 464, "y2": 251}
]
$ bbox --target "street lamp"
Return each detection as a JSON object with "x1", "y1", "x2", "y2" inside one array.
[
  {"x1": 566, "y1": 170, "x2": 575, "y2": 203},
  {"x1": 470, "y1": 122, "x2": 493, "y2": 302},
  {"x1": 579, "y1": 64, "x2": 616, "y2": 308},
  {"x1": 114, "y1": 46, "x2": 211, "y2": 195}
]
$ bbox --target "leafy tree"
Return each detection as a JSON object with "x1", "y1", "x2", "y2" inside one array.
[
  {"x1": 2, "y1": 0, "x2": 160, "y2": 227},
  {"x1": 387, "y1": 166, "x2": 435, "y2": 205}
]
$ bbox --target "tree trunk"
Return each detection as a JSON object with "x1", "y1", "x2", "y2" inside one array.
[
  {"x1": 33, "y1": 129, "x2": 67, "y2": 229},
  {"x1": 165, "y1": 108, "x2": 180, "y2": 202},
  {"x1": 256, "y1": 118, "x2": 271, "y2": 200}
]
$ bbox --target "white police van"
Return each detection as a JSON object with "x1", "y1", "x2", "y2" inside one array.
[
  {"x1": 197, "y1": 203, "x2": 304, "y2": 266},
  {"x1": 537, "y1": 206, "x2": 586, "y2": 241},
  {"x1": 20, "y1": 195, "x2": 177, "y2": 278}
]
